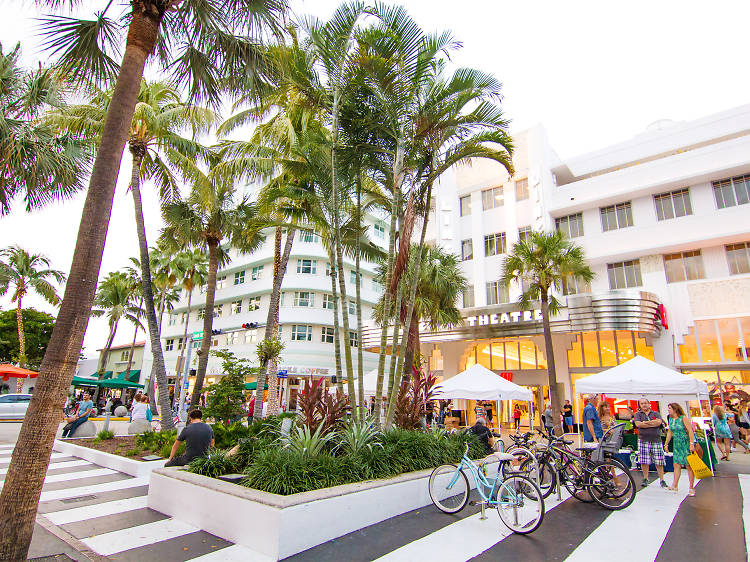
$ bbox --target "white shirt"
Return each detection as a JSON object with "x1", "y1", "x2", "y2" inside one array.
[{"x1": 131, "y1": 402, "x2": 148, "y2": 421}]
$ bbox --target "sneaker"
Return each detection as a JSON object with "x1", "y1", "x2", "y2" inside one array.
[
  {"x1": 660, "y1": 480, "x2": 668, "y2": 489},
  {"x1": 641, "y1": 479, "x2": 649, "y2": 487}
]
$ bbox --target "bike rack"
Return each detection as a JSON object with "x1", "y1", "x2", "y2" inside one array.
[{"x1": 506, "y1": 446, "x2": 541, "y2": 488}]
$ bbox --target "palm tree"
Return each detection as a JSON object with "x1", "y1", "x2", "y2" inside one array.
[
  {"x1": 501, "y1": 230, "x2": 595, "y2": 435},
  {"x1": 0, "y1": 247, "x2": 66, "y2": 390},
  {"x1": 161, "y1": 154, "x2": 268, "y2": 406},
  {"x1": 1, "y1": 3, "x2": 288, "y2": 557},
  {"x1": 122, "y1": 258, "x2": 145, "y2": 378},
  {"x1": 0, "y1": 43, "x2": 89, "y2": 215},
  {"x1": 171, "y1": 249, "x2": 208, "y2": 389}
]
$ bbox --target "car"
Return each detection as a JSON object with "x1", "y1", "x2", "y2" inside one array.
[{"x1": 0, "y1": 394, "x2": 32, "y2": 419}]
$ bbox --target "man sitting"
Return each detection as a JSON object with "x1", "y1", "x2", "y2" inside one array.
[
  {"x1": 62, "y1": 392, "x2": 94, "y2": 438},
  {"x1": 165, "y1": 409, "x2": 214, "y2": 467},
  {"x1": 469, "y1": 417, "x2": 495, "y2": 455}
]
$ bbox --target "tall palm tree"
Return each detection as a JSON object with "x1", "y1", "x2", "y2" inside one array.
[
  {"x1": 161, "y1": 154, "x2": 268, "y2": 406},
  {"x1": 1, "y1": 3, "x2": 288, "y2": 557},
  {"x1": 501, "y1": 230, "x2": 595, "y2": 435},
  {"x1": 0, "y1": 247, "x2": 66, "y2": 390},
  {"x1": 122, "y1": 258, "x2": 145, "y2": 378},
  {"x1": 0, "y1": 43, "x2": 89, "y2": 215}
]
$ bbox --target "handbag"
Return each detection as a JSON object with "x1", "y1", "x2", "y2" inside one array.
[
  {"x1": 146, "y1": 408, "x2": 153, "y2": 422},
  {"x1": 686, "y1": 452, "x2": 712, "y2": 479}
]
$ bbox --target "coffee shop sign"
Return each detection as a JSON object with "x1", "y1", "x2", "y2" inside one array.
[{"x1": 465, "y1": 309, "x2": 543, "y2": 327}]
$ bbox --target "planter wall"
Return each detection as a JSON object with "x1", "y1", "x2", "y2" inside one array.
[
  {"x1": 53, "y1": 439, "x2": 166, "y2": 478},
  {"x1": 148, "y1": 466, "x2": 446, "y2": 560}
]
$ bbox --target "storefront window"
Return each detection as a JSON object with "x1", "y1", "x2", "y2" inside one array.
[
  {"x1": 678, "y1": 330, "x2": 701, "y2": 363},
  {"x1": 634, "y1": 335, "x2": 655, "y2": 360},
  {"x1": 582, "y1": 332, "x2": 600, "y2": 367},
  {"x1": 490, "y1": 342, "x2": 505, "y2": 370},
  {"x1": 519, "y1": 340, "x2": 537, "y2": 369},
  {"x1": 599, "y1": 331, "x2": 617, "y2": 366},
  {"x1": 569, "y1": 331, "x2": 652, "y2": 368},
  {"x1": 718, "y1": 318, "x2": 741, "y2": 362},
  {"x1": 743, "y1": 318, "x2": 750, "y2": 361},
  {"x1": 616, "y1": 331, "x2": 635, "y2": 363},
  {"x1": 505, "y1": 341, "x2": 520, "y2": 370},
  {"x1": 477, "y1": 344, "x2": 492, "y2": 369},
  {"x1": 679, "y1": 317, "x2": 750, "y2": 364},
  {"x1": 568, "y1": 335, "x2": 583, "y2": 368},
  {"x1": 696, "y1": 320, "x2": 721, "y2": 362}
]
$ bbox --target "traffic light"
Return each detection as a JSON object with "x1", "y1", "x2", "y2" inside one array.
[
  {"x1": 211, "y1": 329, "x2": 221, "y2": 335},
  {"x1": 242, "y1": 322, "x2": 258, "y2": 330}
]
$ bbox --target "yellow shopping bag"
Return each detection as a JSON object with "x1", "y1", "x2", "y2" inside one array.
[{"x1": 687, "y1": 453, "x2": 712, "y2": 479}]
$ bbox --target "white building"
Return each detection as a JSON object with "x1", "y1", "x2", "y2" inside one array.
[{"x1": 367, "y1": 104, "x2": 750, "y2": 425}]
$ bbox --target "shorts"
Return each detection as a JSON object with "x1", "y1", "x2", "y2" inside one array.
[
  {"x1": 638, "y1": 440, "x2": 665, "y2": 466},
  {"x1": 563, "y1": 416, "x2": 573, "y2": 426},
  {"x1": 739, "y1": 422, "x2": 750, "y2": 430}
]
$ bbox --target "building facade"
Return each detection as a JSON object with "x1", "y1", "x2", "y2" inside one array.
[{"x1": 365, "y1": 104, "x2": 750, "y2": 424}]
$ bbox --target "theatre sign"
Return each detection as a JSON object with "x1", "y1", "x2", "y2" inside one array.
[{"x1": 465, "y1": 309, "x2": 543, "y2": 327}]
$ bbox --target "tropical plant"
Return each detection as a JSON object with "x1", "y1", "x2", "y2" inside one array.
[
  {"x1": 297, "y1": 376, "x2": 350, "y2": 435},
  {"x1": 203, "y1": 350, "x2": 256, "y2": 424},
  {"x1": 501, "y1": 229, "x2": 595, "y2": 435},
  {"x1": 334, "y1": 417, "x2": 383, "y2": 454},
  {"x1": 393, "y1": 368, "x2": 437, "y2": 430},
  {"x1": 188, "y1": 448, "x2": 236, "y2": 478},
  {"x1": 282, "y1": 424, "x2": 336, "y2": 458},
  {"x1": 251, "y1": 336, "x2": 284, "y2": 418},
  {"x1": 0, "y1": 247, "x2": 65, "y2": 389},
  {"x1": 0, "y1": 309, "x2": 55, "y2": 369},
  {"x1": 0, "y1": 2, "x2": 288, "y2": 557},
  {"x1": 0, "y1": 43, "x2": 89, "y2": 215}
]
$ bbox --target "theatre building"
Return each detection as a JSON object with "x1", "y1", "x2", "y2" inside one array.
[{"x1": 365, "y1": 104, "x2": 750, "y2": 425}]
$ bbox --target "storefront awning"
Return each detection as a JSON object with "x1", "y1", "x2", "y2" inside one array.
[
  {"x1": 70, "y1": 376, "x2": 144, "y2": 389},
  {"x1": 244, "y1": 382, "x2": 269, "y2": 391}
]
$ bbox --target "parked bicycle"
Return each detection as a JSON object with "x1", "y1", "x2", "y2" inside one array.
[{"x1": 428, "y1": 443, "x2": 545, "y2": 534}]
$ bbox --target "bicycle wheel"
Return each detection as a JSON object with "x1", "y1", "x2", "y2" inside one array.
[
  {"x1": 428, "y1": 464, "x2": 470, "y2": 514},
  {"x1": 562, "y1": 460, "x2": 594, "y2": 502},
  {"x1": 520, "y1": 458, "x2": 555, "y2": 499},
  {"x1": 501, "y1": 448, "x2": 534, "y2": 479},
  {"x1": 588, "y1": 460, "x2": 635, "y2": 510},
  {"x1": 496, "y1": 475, "x2": 545, "y2": 534}
]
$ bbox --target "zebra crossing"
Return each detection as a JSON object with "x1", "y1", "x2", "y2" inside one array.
[{"x1": 1, "y1": 439, "x2": 749, "y2": 561}]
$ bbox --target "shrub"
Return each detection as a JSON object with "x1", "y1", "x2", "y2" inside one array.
[
  {"x1": 297, "y1": 377, "x2": 348, "y2": 434},
  {"x1": 394, "y1": 368, "x2": 437, "y2": 430},
  {"x1": 160, "y1": 441, "x2": 184, "y2": 459},
  {"x1": 233, "y1": 437, "x2": 274, "y2": 469},
  {"x1": 283, "y1": 424, "x2": 335, "y2": 458},
  {"x1": 92, "y1": 429, "x2": 115, "y2": 444},
  {"x1": 204, "y1": 350, "x2": 257, "y2": 424},
  {"x1": 212, "y1": 421, "x2": 251, "y2": 449},
  {"x1": 135, "y1": 429, "x2": 177, "y2": 451},
  {"x1": 334, "y1": 417, "x2": 383, "y2": 455},
  {"x1": 188, "y1": 449, "x2": 237, "y2": 478},
  {"x1": 124, "y1": 447, "x2": 142, "y2": 457}
]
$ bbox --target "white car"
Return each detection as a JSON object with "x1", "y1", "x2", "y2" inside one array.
[{"x1": 0, "y1": 394, "x2": 32, "y2": 419}]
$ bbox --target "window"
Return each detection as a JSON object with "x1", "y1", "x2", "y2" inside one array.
[
  {"x1": 177, "y1": 338, "x2": 184, "y2": 351},
  {"x1": 515, "y1": 178, "x2": 529, "y2": 201},
  {"x1": 251, "y1": 265, "x2": 264, "y2": 280},
  {"x1": 322, "y1": 327, "x2": 335, "y2": 343},
  {"x1": 482, "y1": 186, "x2": 504, "y2": 210},
  {"x1": 120, "y1": 350, "x2": 129, "y2": 361},
  {"x1": 280, "y1": 292, "x2": 285, "y2": 306},
  {"x1": 168, "y1": 314, "x2": 177, "y2": 326},
  {"x1": 372, "y1": 279, "x2": 382, "y2": 293},
  {"x1": 213, "y1": 304, "x2": 223, "y2": 318},
  {"x1": 374, "y1": 223, "x2": 386, "y2": 238},
  {"x1": 600, "y1": 202, "x2": 633, "y2": 231},
  {"x1": 654, "y1": 188, "x2": 692, "y2": 220},
  {"x1": 486, "y1": 281, "x2": 509, "y2": 305},
  {"x1": 325, "y1": 262, "x2": 333, "y2": 276},
  {"x1": 233, "y1": 270, "x2": 245, "y2": 285},
  {"x1": 216, "y1": 275, "x2": 226, "y2": 289},
  {"x1": 323, "y1": 293, "x2": 335, "y2": 310},
  {"x1": 562, "y1": 275, "x2": 589, "y2": 296},
  {"x1": 291, "y1": 325, "x2": 312, "y2": 341},
  {"x1": 248, "y1": 296, "x2": 261, "y2": 311},
  {"x1": 300, "y1": 231, "x2": 320, "y2": 243},
  {"x1": 180, "y1": 312, "x2": 187, "y2": 325},
  {"x1": 349, "y1": 331, "x2": 359, "y2": 347},
  {"x1": 664, "y1": 251, "x2": 705, "y2": 283},
  {"x1": 726, "y1": 242, "x2": 750, "y2": 275},
  {"x1": 165, "y1": 339, "x2": 174, "y2": 351},
  {"x1": 244, "y1": 330, "x2": 258, "y2": 344},
  {"x1": 230, "y1": 300, "x2": 242, "y2": 314},
  {"x1": 294, "y1": 291, "x2": 314, "y2": 307},
  {"x1": 713, "y1": 174, "x2": 750, "y2": 209},
  {"x1": 350, "y1": 271, "x2": 362, "y2": 284},
  {"x1": 348, "y1": 300, "x2": 356, "y2": 315},
  {"x1": 459, "y1": 195, "x2": 472, "y2": 216},
  {"x1": 518, "y1": 226, "x2": 531, "y2": 243},
  {"x1": 483, "y1": 232, "x2": 506, "y2": 256},
  {"x1": 198, "y1": 308, "x2": 205, "y2": 319},
  {"x1": 462, "y1": 285, "x2": 475, "y2": 308},
  {"x1": 297, "y1": 259, "x2": 317, "y2": 274},
  {"x1": 227, "y1": 332, "x2": 239, "y2": 345},
  {"x1": 607, "y1": 259, "x2": 642, "y2": 289},
  {"x1": 555, "y1": 213, "x2": 584, "y2": 238},
  {"x1": 461, "y1": 239, "x2": 474, "y2": 261}
]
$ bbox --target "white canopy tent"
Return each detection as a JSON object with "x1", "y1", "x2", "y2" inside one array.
[
  {"x1": 574, "y1": 355, "x2": 714, "y2": 474},
  {"x1": 432, "y1": 364, "x2": 534, "y2": 430}
]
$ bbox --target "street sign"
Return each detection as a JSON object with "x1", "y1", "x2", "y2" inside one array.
[
  {"x1": 277, "y1": 370, "x2": 288, "y2": 379},
  {"x1": 183, "y1": 380, "x2": 189, "y2": 390},
  {"x1": 193, "y1": 331, "x2": 203, "y2": 340}
]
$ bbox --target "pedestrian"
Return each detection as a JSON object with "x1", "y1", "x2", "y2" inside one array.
[
  {"x1": 738, "y1": 404, "x2": 750, "y2": 440},
  {"x1": 634, "y1": 398, "x2": 667, "y2": 488},
  {"x1": 426, "y1": 400, "x2": 435, "y2": 426},
  {"x1": 582, "y1": 395, "x2": 604, "y2": 444},
  {"x1": 484, "y1": 402, "x2": 493, "y2": 425},
  {"x1": 62, "y1": 392, "x2": 94, "y2": 438},
  {"x1": 130, "y1": 394, "x2": 149, "y2": 421},
  {"x1": 544, "y1": 402, "x2": 554, "y2": 435},
  {"x1": 513, "y1": 405, "x2": 522, "y2": 431},
  {"x1": 713, "y1": 405, "x2": 733, "y2": 461},
  {"x1": 727, "y1": 408, "x2": 750, "y2": 454},
  {"x1": 598, "y1": 401, "x2": 615, "y2": 432},
  {"x1": 474, "y1": 401, "x2": 487, "y2": 423},
  {"x1": 663, "y1": 403, "x2": 696, "y2": 496},
  {"x1": 165, "y1": 409, "x2": 214, "y2": 467},
  {"x1": 469, "y1": 417, "x2": 494, "y2": 455},
  {"x1": 562, "y1": 400, "x2": 574, "y2": 433}
]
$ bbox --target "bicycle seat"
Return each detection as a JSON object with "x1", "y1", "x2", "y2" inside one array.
[
  {"x1": 482, "y1": 452, "x2": 516, "y2": 463},
  {"x1": 562, "y1": 439, "x2": 573, "y2": 445}
]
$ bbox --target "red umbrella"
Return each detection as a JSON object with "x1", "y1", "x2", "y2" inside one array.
[{"x1": 0, "y1": 364, "x2": 38, "y2": 382}]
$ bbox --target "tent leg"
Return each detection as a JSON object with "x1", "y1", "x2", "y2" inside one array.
[{"x1": 574, "y1": 392, "x2": 581, "y2": 442}]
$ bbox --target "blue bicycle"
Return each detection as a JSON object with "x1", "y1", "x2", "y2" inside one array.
[{"x1": 428, "y1": 443, "x2": 545, "y2": 534}]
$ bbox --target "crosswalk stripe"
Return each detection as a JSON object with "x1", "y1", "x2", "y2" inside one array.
[
  {"x1": 565, "y1": 479, "x2": 699, "y2": 561},
  {"x1": 374, "y1": 489, "x2": 570, "y2": 561},
  {"x1": 186, "y1": 544, "x2": 274, "y2": 561},
  {"x1": 738, "y1": 474, "x2": 750, "y2": 558},
  {"x1": 81, "y1": 518, "x2": 198, "y2": 556},
  {"x1": 0, "y1": 444, "x2": 14, "y2": 450},
  {"x1": 44, "y1": 496, "x2": 149, "y2": 525},
  {"x1": 0, "y1": 467, "x2": 116, "y2": 487},
  {"x1": 0, "y1": 452, "x2": 67, "y2": 462},
  {"x1": 0, "y1": 459, "x2": 92, "y2": 476},
  {"x1": 40, "y1": 477, "x2": 148, "y2": 502}
]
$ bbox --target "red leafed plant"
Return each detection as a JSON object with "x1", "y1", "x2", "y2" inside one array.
[
  {"x1": 298, "y1": 377, "x2": 350, "y2": 435},
  {"x1": 394, "y1": 367, "x2": 437, "y2": 430}
]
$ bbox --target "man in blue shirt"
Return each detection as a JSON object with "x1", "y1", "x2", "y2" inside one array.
[
  {"x1": 62, "y1": 392, "x2": 94, "y2": 438},
  {"x1": 582, "y1": 395, "x2": 603, "y2": 443}
]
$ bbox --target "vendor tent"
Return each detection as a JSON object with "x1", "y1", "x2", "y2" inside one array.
[
  {"x1": 0, "y1": 364, "x2": 38, "y2": 381},
  {"x1": 575, "y1": 355, "x2": 709, "y2": 400},
  {"x1": 432, "y1": 364, "x2": 533, "y2": 401}
]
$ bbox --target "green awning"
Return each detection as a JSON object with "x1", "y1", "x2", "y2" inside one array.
[
  {"x1": 71, "y1": 376, "x2": 101, "y2": 387},
  {"x1": 244, "y1": 382, "x2": 269, "y2": 391},
  {"x1": 70, "y1": 376, "x2": 143, "y2": 389},
  {"x1": 103, "y1": 371, "x2": 114, "y2": 379},
  {"x1": 117, "y1": 370, "x2": 140, "y2": 382}
]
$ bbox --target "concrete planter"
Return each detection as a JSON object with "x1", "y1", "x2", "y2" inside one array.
[
  {"x1": 148, "y1": 466, "x2": 442, "y2": 560},
  {"x1": 53, "y1": 439, "x2": 166, "y2": 478}
]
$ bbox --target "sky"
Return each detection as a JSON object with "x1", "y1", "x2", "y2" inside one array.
[{"x1": 1, "y1": 0, "x2": 749, "y2": 356}]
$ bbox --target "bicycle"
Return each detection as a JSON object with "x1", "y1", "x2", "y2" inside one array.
[{"x1": 428, "y1": 443, "x2": 545, "y2": 534}]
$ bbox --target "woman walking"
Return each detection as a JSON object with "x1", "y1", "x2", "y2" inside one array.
[
  {"x1": 664, "y1": 403, "x2": 696, "y2": 496},
  {"x1": 712, "y1": 405, "x2": 733, "y2": 461},
  {"x1": 727, "y1": 408, "x2": 750, "y2": 454}
]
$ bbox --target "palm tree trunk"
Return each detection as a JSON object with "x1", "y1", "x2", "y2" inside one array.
[
  {"x1": 129, "y1": 148, "x2": 173, "y2": 430},
  {"x1": 354, "y1": 168, "x2": 365, "y2": 420},
  {"x1": 403, "y1": 311, "x2": 420, "y2": 376},
  {"x1": 327, "y1": 245, "x2": 344, "y2": 394},
  {"x1": 15, "y1": 297, "x2": 25, "y2": 392},
  {"x1": 191, "y1": 240, "x2": 220, "y2": 407},
  {"x1": 147, "y1": 290, "x2": 166, "y2": 413},
  {"x1": 386, "y1": 178, "x2": 434, "y2": 428},
  {"x1": 124, "y1": 300, "x2": 141, "y2": 376},
  {"x1": 174, "y1": 288, "x2": 193, "y2": 392},
  {"x1": 335, "y1": 234, "x2": 356, "y2": 404},
  {"x1": 0, "y1": 12, "x2": 160, "y2": 557},
  {"x1": 540, "y1": 289, "x2": 562, "y2": 436},
  {"x1": 94, "y1": 318, "x2": 119, "y2": 404}
]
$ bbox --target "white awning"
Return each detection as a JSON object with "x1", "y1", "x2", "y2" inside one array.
[{"x1": 432, "y1": 364, "x2": 533, "y2": 401}]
